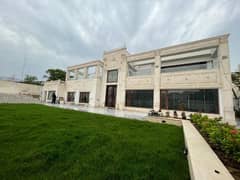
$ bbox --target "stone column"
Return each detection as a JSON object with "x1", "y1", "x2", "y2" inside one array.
[
  {"x1": 65, "y1": 70, "x2": 69, "y2": 81},
  {"x1": 100, "y1": 59, "x2": 108, "y2": 107},
  {"x1": 118, "y1": 54, "x2": 127, "y2": 110},
  {"x1": 84, "y1": 67, "x2": 88, "y2": 79},
  {"x1": 218, "y1": 36, "x2": 236, "y2": 125},
  {"x1": 96, "y1": 65, "x2": 100, "y2": 78},
  {"x1": 153, "y1": 52, "x2": 161, "y2": 111},
  {"x1": 75, "y1": 90, "x2": 79, "y2": 104},
  {"x1": 74, "y1": 69, "x2": 78, "y2": 80}
]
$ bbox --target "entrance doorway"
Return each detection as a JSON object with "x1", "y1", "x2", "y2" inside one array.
[{"x1": 105, "y1": 85, "x2": 117, "y2": 108}]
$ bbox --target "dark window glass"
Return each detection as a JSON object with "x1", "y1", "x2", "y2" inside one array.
[
  {"x1": 79, "y1": 92, "x2": 90, "y2": 103},
  {"x1": 107, "y1": 70, "x2": 118, "y2": 82},
  {"x1": 67, "y1": 92, "x2": 75, "y2": 102},
  {"x1": 161, "y1": 62, "x2": 207, "y2": 73},
  {"x1": 126, "y1": 90, "x2": 153, "y2": 108},
  {"x1": 160, "y1": 89, "x2": 219, "y2": 114},
  {"x1": 47, "y1": 91, "x2": 56, "y2": 100}
]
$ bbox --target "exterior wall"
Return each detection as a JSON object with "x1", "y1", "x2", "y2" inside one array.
[
  {"x1": 65, "y1": 78, "x2": 101, "y2": 107},
  {"x1": 64, "y1": 60, "x2": 103, "y2": 107},
  {"x1": 160, "y1": 70, "x2": 219, "y2": 89},
  {"x1": 41, "y1": 34, "x2": 236, "y2": 125},
  {"x1": 0, "y1": 80, "x2": 42, "y2": 96},
  {"x1": 100, "y1": 48, "x2": 129, "y2": 109},
  {"x1": 217, "y1": 38, "x2": 235, "y2": 124},
  {"x1": 42, "y1": 80, "x2": 65, "y2": 102},
  {"x1": 156, "y1": 34, "x2": 234, "y2": 125}
]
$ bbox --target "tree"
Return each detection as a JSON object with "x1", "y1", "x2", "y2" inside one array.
[
  {"x1": 44, "y1": 69, "x2": 66, "y2": 81},
  {"x1": 232, "y1": 72, "x2": 240, "y2": 88},
  {"x1": 24, "y1": 74, "x2": 38, "y2": 84}
]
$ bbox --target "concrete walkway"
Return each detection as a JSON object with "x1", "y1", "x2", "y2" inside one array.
[
  {"x1": 45, "y1": 103, "x2": 147, "y2": 120},
  {"x1": 182, "y1": 120, "x2": 234, "y2": 180}
]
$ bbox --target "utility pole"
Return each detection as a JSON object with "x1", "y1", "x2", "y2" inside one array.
[{"x1": 21, "y1": 36, "x2": 26, "y2": 81}]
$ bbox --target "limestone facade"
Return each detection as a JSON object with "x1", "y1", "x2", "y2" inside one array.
[{"x1": 42, "y1": 34, "x2": 236, "y2": 125}]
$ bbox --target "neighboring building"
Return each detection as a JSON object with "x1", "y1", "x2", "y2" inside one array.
[
  {"x1": 42, "y1": 34, "x2": 236, "y2": 125},
  {"x1": 0, "y1": 80, "x2": 42, "y2": 97}
]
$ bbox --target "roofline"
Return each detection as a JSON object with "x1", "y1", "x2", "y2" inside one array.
[
  {"x1": 67, "y1": 60, "x2": 103, "y2": 70},
  {"x1": 66, "y1": 34, "x2": 229, "y2": 69},
  {"x1": 127, "y1": 33, "x2": 230, "y2": 57},
  {"x1": 103, "y1": 47, "x2": 128, "y2": 55}
]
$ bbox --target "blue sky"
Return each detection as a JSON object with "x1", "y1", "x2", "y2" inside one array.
[{"x1": 0, "y1": 0, "x2": 239, "y2": 80}]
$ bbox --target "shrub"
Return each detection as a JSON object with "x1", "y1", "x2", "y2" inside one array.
[{"x1": 190, "y1": 114, "x2": 240, "y2": 163}]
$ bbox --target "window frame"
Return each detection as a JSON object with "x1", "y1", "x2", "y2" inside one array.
[
  {"x1": 87, "y1": 66, "x2": 96, "y2": 79},
  {"x1": 160, "y1": 89, "x2": 219, "y2": 114},
  {"x1": 125, "y1": 89, "x2": 153, "y2": 108},
  {"x1": 76, "y1": 68, "x2": 85, "y2": 79},
  {"x1": 107, "y1": 69, "x2": 118, "y2": 83},
  {"x1": 161, "y1": 61, "x2": 208, "y2": 73},
  {"x1": 67, "y1": 91, "x2": 75, "y2": 102},
  {"x1": 68, "y1": 70, "x2": 76, "y2": 80},
  {"x1": 79, "y1": 92, "x2": 90, "y2": 103},
  {"x1": 128, "y1": 59, "x2": 154, "y2": 77}
]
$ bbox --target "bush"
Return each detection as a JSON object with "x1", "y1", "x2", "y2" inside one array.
[{"x1": 191, "y1": 114, "x2": 240, "y2": 163}]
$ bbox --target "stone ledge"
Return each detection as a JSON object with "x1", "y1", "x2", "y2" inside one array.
[{"x1": 182, "y1": 120, "x2": 234, "y2": 180}]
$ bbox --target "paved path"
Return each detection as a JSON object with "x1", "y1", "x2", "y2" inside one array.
[
  {"x1": 45, "y1": 103, "x2": 147, "y2": 120},
  {"x1": 44, "y1": 103, "x2": 240, "y2": 128}
]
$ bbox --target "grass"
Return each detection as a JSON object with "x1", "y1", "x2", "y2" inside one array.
[{"x1": 0, "y1": 104, "x2": 189, "y2": 179}]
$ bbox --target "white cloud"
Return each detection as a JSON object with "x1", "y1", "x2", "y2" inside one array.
[{"x1": 0, "y1": 0, "x2": 239, "y2": 79}]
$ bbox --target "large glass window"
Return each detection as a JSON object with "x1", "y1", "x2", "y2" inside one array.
[
  {"x1": 47, "y1": 91, "x2": 56, "y2": 100},
  {"x1": 79, "y1": 92, "x2": 90, "y2": 103},
  {"x1": 107, "y1": 69, "x2": 118, "y2": 82},
  {"x1": 87, "y1": 66, "x2": 96, "y2": 78},
  {"x1": 126, "y1": 90, "x2": 153, "y2": 108},
  {"x1": 128, "y1": 59, "x2": 154, "y2": 76},
  {"x1": 77, "y1": 68, "x2": 85, "y2": 79},
  {"x1": 67, "y1": 92, "x2": 75, "y2": 102},
  {"x1": 160, "y1": 89, "x2": 219, "y2": 114},
  {"x1": 161, "y1": 62, "x2": 208, "y2": 73}
]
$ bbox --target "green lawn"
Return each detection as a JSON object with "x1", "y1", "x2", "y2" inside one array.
[{"x1": 0, "y1": 104, "x2": 189, "y2": 179}]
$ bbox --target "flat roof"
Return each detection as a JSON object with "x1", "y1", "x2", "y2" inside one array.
[
  {"x1": 66, "y1": 34, "x2": 229, "y2": 69},
  {"x1": 67, "y1": 60, "x2": 103, "y2": 70}
]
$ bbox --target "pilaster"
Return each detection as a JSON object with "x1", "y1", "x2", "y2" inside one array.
[{"x1": 153, "y1": 52, "x2": 160, "y2": 111}]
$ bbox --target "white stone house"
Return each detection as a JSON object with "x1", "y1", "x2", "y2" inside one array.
[{"x1": 42, "y1": 34, "x2": 236, "y2": 125}]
